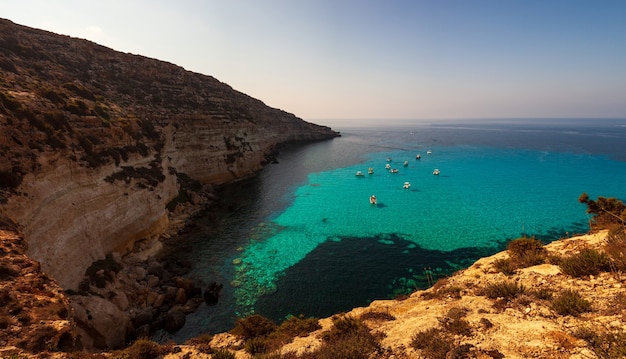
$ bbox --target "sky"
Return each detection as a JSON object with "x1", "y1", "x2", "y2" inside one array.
[{"x1": 3, "y1": 1, "x2": 626, "y2": 126}]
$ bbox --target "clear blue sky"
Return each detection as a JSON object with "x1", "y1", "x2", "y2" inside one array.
[{"x1": 3, "y1": 0, "x2": 626, "y2": 125}]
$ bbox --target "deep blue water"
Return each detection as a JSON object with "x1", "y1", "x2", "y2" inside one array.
[{"x1": 162, "y1": 118, "x2": 626, "y2": 342}]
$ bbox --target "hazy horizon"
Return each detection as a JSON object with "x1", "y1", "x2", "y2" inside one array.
[{"x1": 3, "y1": 1, "x2": 626, "y2": 121}]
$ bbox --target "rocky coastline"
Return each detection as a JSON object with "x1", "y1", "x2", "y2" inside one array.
[{"x1": 68, "y1": 177, "x2": 254, "y2": 348}]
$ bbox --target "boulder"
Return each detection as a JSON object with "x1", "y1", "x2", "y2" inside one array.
[
  {"x1": 164, "y1": 308, "x2": 186, "y2": 333},
  {"x1": 203, "y1": 282, "x2": 223, "y2": 305},
  {"x1": 70, "y1": 295, "x2": 130, "y2": 350}
]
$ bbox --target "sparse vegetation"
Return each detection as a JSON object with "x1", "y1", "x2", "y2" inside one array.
[
  {"x1": 116, "y1": 338, "x2": 164, "y2": 359},
  {"x1": 316, "y1": 315, "x2": 380, "y2": 359},
  {"x1": 212, "y1": 349, "x2": 236, "y2": 359},
  {"x1": 573, "y1": 326, "x2": 626, "y2": 359},
  {"x1": 558, "y1": 248, "x2": 611, "y2": 277},
  {"x1": 410, "y1": 327, "x2": 454, "y2": 359},
  {"x1": 359, "y1": 309, "x2": 396, "y2": 322},
  {"x1": 604, "y1": 225, "x2": 626, "y2": 271},
  {"x1": 579, "y1": 193, "x2": 626, "y2": 229},
  {"x1": 439, "y1": 307, "x2": 472, "y2": 336},
  {"x1": 482, "y1": 280, "x2": 526, "y2": 299},
  {"x1": 551, "y1": 289, "x2": 591, "y2": 316}
]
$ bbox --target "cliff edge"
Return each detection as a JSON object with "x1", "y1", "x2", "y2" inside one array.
[{"x1": 0, "y1": 18, "x2": 339, "y2": 291}]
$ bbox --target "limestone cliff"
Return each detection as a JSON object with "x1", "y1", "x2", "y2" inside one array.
[{"x1": 0, "y1": 18, "x2": 339, "y2": 290}]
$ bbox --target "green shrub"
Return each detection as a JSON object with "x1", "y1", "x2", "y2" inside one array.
[
  {"x1": 231, "y1": 314, "x2": 277, "y2": 340},
  {"x1": 579, "y1": 193, "x2": 626, "y2": 229},
  {"x1": 508, "y1": 236, "x2": 545, "y2": 258},
  {"x1": 573, "y1": 326, "x2": 626, "y2": 359},
  {"x1": 123, "y1": 338, "x2": 163, "y2": 359},
  {"x1": 551, "y1": 289, "x2": 591, "y2": 316},
  {"x1": 605, "y1": 226, "x2": 626, "y2": 271},
  {"x1": 493, "y1": 258, "x2": 516, "y2": 275},
  {"x1": 410, "y1": 327, "x2": 453, "y2": 359},
  {"x1": 482, "y1": 281, "x2": 525, "y2": 299},
  {"x1": 211, "y1": 349, "x2": 235, "y2": 359},
  {"x1": 531, "y1": 288, "x2": 553, "y2": 300},
  {"x1": 559, "y1": 248, "x2": 611, "y2": 277},
  {"x1": 316, "y1": 315, "x2": 380, "y2": 359},
  {"x1": 245, "y1": 337, "x2": 269, "y2": 355},
  {"x1": 276, "y1": 315, "x2": 321, "y2": 338}
]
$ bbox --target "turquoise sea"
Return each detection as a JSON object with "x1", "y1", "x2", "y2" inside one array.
[{"x1": 163, "y1": 118, "x2": 626, "y2": 342}]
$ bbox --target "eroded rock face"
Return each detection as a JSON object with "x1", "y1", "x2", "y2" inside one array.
[
  {"x1": 0, "y1": 18, "x2": 339, "y2": 290},
  {"x1": 0, "y1": 218, "x2": 79, "y2": 355}
]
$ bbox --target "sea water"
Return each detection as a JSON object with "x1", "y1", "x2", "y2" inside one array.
[{"x1": 164, "y1": 118, "x2": 626, "y2": 342}]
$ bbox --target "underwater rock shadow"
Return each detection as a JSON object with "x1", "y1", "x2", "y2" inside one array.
[{"x1": 253, "y1": 233, "x2": 495, "y2": 323}]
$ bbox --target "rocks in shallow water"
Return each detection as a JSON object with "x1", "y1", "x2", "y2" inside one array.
[
  {"x1": 204, "y1": 282, "x2": 224, "y2": 305},
  {"x1": 165, "y1": 309, "x2": 186, "y2": 332}
]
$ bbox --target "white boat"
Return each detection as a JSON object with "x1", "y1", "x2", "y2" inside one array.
[
  {"x1": 415, "y1": 154, "x2": 421, "y2": 159},
  {"x1": 385, "y1": 163, "x2": 391, "y2": 170},
  {"x1": 433, "y1": 168, "x2": 440, "y2": 175},
  {"x1": 368, "y1": 167, "x2": 374, "y2": 174},
  {"x1": 355, "y1": 171, "x2": 365, "y2": 176},
  {"x1": 403, "y1": 181, "x2": 411, "y2": 189},
  {"x1": 390, "y1": 168, "x2": 399, "y2": 173},
  {"x1": 386, "y1": 157, "x2": 392, "y2": 162},
  {"x1": 427, "y1": 150, "x2": 432, "y2": 155},
  {"x1": 403, "y1": 161, "x2": 409, "y2": 166},
  {"x1": 370, "y1": 195, "x2": 377, "y2": 204}
]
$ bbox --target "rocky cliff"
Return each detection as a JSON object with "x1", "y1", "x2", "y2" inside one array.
[{"x1": 0, "y1": 18, "x2": 339, "y2": 291}]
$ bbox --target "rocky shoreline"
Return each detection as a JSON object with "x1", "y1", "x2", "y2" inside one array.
[{"x1": 69, "y1": 182, "x2": 231, "y2": 349}]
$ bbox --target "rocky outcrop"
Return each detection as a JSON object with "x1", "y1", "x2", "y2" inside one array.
[
  {"x1": 0, "y1": 18, "x2": 339, "y2": 291},
  {"x1": 203, "y1": 230, "x2": 626, "y2": 359},
  {"x1": 0, "y1": 216, "x2": 79, "y2": 355}
]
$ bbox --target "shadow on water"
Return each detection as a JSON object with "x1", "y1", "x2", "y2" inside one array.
[{"x1": 253, "y1": 233, "x2": 494, "y2": 323}]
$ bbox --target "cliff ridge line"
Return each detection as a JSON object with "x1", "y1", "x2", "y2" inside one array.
[{"x1": 0, "y1": 17, "x2": 339, "y2": 290}]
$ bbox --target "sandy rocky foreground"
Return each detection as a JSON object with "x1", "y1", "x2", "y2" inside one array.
[
  {"x1": 1, "y1": 227, "x2": 624, "y2": 358},
  {"x1": 151, "y1": 228, "x2": 622, "y2": 359},
  {"x1": 189, "y1": 229, "x2": 622, "y2": 359}
]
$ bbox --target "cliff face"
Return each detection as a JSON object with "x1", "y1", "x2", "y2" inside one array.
[{"x1": 0, "y1": 18, "x2": 339, "y2": 290}]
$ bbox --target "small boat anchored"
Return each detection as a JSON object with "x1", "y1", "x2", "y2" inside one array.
[
  {"x1": 427, "y1": 150, "x2": 432, "y2": 155},
  {"x1": 385, "y1": 163, "x2": 391, "y2": 170},
  {"x1": 403, "y1": 160, "x2": 409, "y2": 167},
  {"x1": 415, "y1": 154, "x2": 421, "y2": 159},
  {"x1": 403, "y1": 181, "x2": 411, "y2": 189},
  {"x1": 355, "y1": 171, "x2": 365, "y2": 177},
  {"x1": 390, "y1": 168, "x2": 399, "y2": 173},
  {"x1": 370, "y1": 195, "x2": 377, "y2": 205},
  {"x1": 433, "y1": 168, "x2": 440, "y2": 175},
  {"x1": 368, "y1": 167, "x2": 374, "y2": 174}
]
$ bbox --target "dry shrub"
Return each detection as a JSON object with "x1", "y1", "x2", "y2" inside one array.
[
  {"x1": 120, "y1": 338, "x2": 164, "y2": 359},
  {"x1": 482, "y1": 280, "x2": 526, "y2": 299},
  {"x1": 493, "y1": 237, "x2": 546, "y2": 275},
  {"x1": 548, "y1": 331, "x2": 578, "y2": 352},
  {"x1": 315, "y1": 315, "x2": 380, "y2": 359},
  {"x1": 551, "y1": 289, "x2": 591, "y2": 316},
  {"x1": 359, "y1": 309, "x2": 395, "y2": 322},
  {"x1": 439, "y1": 307, "x2": 472, "y2": 336},
  {"x1": 230, "y1": 314, "x2": 277, "y2": 340},
  {"x1": 573, "y1": 326, "x2": 626, "y2": 359},
  {"x1": 410, "y1": 327, "x2": 453, "y2": 359},
  {"x1": 605, "y1": 225, "x2": 626, "y2": 271},
  {"x1": 559, "y1": 248, "x2": 611, "y2": 277}
]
